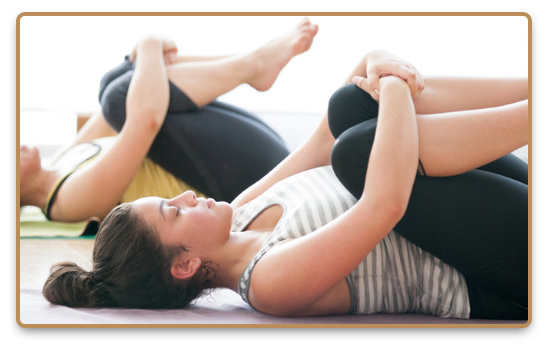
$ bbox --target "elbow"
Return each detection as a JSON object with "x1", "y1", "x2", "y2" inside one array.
[
  {"x1": 378, "y1": 195, "x2": 409, "y2": 225},
  {"x1": 123, "y1": 108, "x2": 164, "y2": 135},
  {"x1": 139, "y1": 109, "x2": 164, "y2": 133}
]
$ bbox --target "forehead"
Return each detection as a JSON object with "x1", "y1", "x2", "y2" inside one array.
[{"x1": 131, "y1": 197, "x2": 164, "y2": 224}]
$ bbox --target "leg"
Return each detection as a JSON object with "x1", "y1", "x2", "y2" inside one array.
[
  {"x1": 163, "y1": 18, "x2": 318, "y2": 107},
  {"x1": 145, "y1": 102, "x2": 289, "y2": 201},
  {"x1": 416, "y1": 100, "x2": 528, "y2": 176},
  {"x1": 101, "y1": 71, "x2": 289, "y2": 201},
  {"x1": 101, "y1": 18, "x2": 318, "y2": 117},
  {"x1": 329, "y1": 86, "x2": 528, "y2": 319},
  {"x1": 328, "y1": 83, "x2": 528, "y2": 178},
  {"x1": 328, "y1": 83, "x2": 378, "y2": 139},
  {"x1": 397, "y1": 172, "x2": 528, "y2": 320},
  {"x1": 332, "y1": 122, "x2": 528, "y2": 319},
  {"x1": 413, "y1": 77, "x2": 528, "y2": 115}
]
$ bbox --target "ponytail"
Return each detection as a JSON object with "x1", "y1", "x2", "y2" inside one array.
[{"x1": 43, "y1": 261, "x2": 108, "y2": 308}]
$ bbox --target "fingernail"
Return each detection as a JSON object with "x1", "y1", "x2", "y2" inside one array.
[{"x1": 374, "y1": 89, "x2": 380, "y2": 95}]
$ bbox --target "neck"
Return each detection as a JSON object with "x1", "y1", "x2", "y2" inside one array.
[
  {"x1": 211, "y1": 230, "x2": 271, "y2": 292},
  {"x1": 21, "y1": 167, "x2": 61, "y2": 210}
]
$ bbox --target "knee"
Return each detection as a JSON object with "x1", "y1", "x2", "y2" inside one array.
[
  {"x1": 331, "y1": 119, "x2": 377, "y2": 199},
  {"x1": 328, "y1": 83, "x2": 379, "y2": 139},
  {"x1": 98, "y1": 56, "x2": 133, "y2": 102},
  {"x1": 100, "y1": 73, "x2": 133, "y2": 132}
]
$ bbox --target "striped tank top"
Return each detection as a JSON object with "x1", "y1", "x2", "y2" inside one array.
[{"x1": 232, "y1": 166, "x2": 470, "y2": 318}]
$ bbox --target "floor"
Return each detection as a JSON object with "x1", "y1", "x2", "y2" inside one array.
[{"x1": 19, "y1": 239, "x2": 94, "y2": 287}]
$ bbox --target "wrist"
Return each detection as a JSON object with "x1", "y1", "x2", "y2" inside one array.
[{"x1": 379, "y1": 76, "x2": 408, "y2": 91}]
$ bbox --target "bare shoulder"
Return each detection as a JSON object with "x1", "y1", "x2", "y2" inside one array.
[
  {"x1": 246, "y1": 256, "x2": 304, "y2": 316},
  {"x1": 246, "y1": 247, "x2": 351, "y2": 317}
]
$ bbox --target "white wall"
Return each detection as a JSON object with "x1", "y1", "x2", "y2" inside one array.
[{"x1": 19, "y1": 15, "x2": 528, "y2": 116}]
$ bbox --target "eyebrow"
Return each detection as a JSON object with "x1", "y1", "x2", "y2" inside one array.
[{"x1": 159, "y1": 199, "x2": 165, "y2": 219}]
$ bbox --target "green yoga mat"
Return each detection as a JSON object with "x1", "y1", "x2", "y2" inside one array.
[{"x1": 19, "y1": 206, "x2": 99, "y2": 238}]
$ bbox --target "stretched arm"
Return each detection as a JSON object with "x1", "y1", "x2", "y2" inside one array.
[
  {"x1": 249, "y1": 77, "x2": 418, "y2": 316},
  {"x1": 51, "y1": 37, "x2": 170, "y2": 221}
]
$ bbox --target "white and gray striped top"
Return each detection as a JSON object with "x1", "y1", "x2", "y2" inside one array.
[{"x1": 232, "y1": 166, "x2": 470, "y2": 318}]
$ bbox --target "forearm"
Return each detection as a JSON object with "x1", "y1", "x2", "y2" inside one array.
[
  {"x1": 362, "y1": 77, "x2": 418, "y2": 214},
  {"x1": 231, "y1": 115, "x2": 334, "y2": 208},
  {"x1": 413, "y1": 76, "x2": 528, "y2": 114},
  {"x1": 125, "y1": 37, "x2": 170, "y2": 132}
]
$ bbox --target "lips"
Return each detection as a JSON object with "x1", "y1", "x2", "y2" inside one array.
[{"x1": 206, "y1": 198, "x2": 214, "y2": 209}]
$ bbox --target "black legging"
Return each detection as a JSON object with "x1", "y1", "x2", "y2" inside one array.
[
  {"x1": 98, "y1": 57, "x2": 290, "y2": 202},
  {"x1": 329, "y1": 84, "x2": 528, "y2": 320}
]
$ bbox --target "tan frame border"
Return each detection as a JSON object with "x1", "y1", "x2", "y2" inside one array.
[{"x1": 16, "y1": 11, "x2": 532, "y2": 329}]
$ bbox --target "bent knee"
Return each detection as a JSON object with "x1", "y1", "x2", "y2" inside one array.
[
  {"x1": 331, "y1": 120, "x2": 377, "y2": 199},
  {"x1": 328, "y1": 83, "x2": 379, "y2": 139},
  {"x1": 100, "y1": 73, "x2": 133, "y2": 131}
]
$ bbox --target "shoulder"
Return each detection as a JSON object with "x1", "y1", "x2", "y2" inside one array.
[
  {"x1": 244, "y1": 241, "x2": 315, "y2": 317},
  {"x1": 246, "y1": 257, "x2": 301, "y2": 316}
]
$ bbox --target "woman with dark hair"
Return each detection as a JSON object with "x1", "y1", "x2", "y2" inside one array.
[
  {"x1": 20, "y1": 18, "x2": 318, "y2": 222},
  {"x1": 44, "y1": 44, "x2": 528, "y2": 320}
]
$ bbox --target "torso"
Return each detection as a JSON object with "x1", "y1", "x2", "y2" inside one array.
[
  {"x1": 231, "y1": 166, "x2": 470, "y2": 319},
  {"x1": 238, "y1": 203, "x2": 352, "y2": 316}
]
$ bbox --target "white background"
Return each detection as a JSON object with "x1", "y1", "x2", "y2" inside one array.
[
  {"x1": 19, "y1": 15, "x2": 528, "y2": 148},
  {"x1": 4, "y1": 1, "x2": 543, "y2": 344}
]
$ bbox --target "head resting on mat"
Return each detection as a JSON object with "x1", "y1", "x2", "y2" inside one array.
[{"x1": 43, "y1": 190, "x2": 226, "y2": 308}]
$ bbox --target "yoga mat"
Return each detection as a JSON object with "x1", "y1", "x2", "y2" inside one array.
[{"x1": 19, "y1": 206, "x2": 99, "y2": 238}]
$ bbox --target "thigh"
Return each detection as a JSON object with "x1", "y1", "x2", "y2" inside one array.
[
  {"x1": 148, "y1": 104, "x2": 289, "y2": 202},
  {"x1": 465, "y1": 279, "x2": 528, "y2": 320},
  {"x1": 208, "y1": 101, "x2": 285, "y2": 143},
  {"x1": 395, "y1": 171, "x2": 528, "y2": 304},
  {"x1": 477, "y1": 153, "x2": 528, "y2": 185}
]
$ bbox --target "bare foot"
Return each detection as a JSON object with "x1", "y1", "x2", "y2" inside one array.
[{"x1": 248, "y1": 18, "x2": 319, "y2": 91}]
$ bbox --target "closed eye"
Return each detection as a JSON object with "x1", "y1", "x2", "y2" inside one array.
[{"x1": 170, "y1": 206, "x2": 180, "y2": 219}]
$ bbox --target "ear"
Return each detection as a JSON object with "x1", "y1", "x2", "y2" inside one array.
[{"x1": 170, "y1": 255, "x2": 202, "y2": 280}]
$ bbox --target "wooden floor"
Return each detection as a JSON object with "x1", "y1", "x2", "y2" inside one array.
[{"x1": 19, "y1": 239, "x2": 95, "y2": 287}]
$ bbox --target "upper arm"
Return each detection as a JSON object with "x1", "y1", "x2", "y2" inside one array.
[
  {"x1": 248, "y1": 196, "x2": 403, "y2": 316},
  {"x1": 51, "y1": 122, "x2": 160, "y2": 221},
  {"x1": 249, "y1": 79, "x2": 418, "y2": 316},
  {"x1": 50, "y1": 38, "x2": 170, "y2": 221}
]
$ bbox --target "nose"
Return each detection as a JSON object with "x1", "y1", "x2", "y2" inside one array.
[{"x1": 169, "y1": 190, "x2": 197, "y2": 206}]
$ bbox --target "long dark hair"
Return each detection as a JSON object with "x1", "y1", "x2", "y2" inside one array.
[{"x1": 43, "y1": 203, "x2": 216, "y2": 309}]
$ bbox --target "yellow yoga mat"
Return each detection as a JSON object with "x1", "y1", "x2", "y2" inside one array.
[{"x1": 19, "y1": 206, "x2": 99, "y2": 238}]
